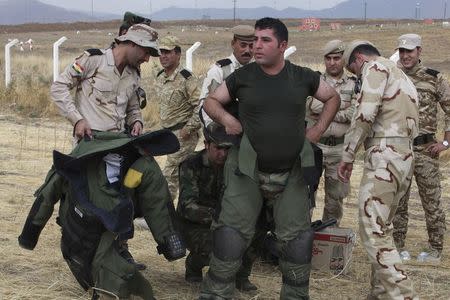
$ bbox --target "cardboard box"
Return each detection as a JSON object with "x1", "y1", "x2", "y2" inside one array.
[{"x1": 311, "y1": 227, "x2": 355, "y2": 275}]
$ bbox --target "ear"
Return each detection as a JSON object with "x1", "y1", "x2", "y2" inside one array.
[
  {"x1": 417, "y1": 47, "x2": 422, "y2": 56},
  {"x1": 279, "y1": 40, "x2": 288, "y2": 52}
]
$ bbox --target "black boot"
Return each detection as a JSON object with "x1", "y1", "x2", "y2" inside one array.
[{"x1": 185, "y1": 252, "x2": 206, "y2": 283}]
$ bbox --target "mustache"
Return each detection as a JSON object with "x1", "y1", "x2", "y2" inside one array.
[{"x1": 242, "y1": 52, "x2": 251, "y2": 57}]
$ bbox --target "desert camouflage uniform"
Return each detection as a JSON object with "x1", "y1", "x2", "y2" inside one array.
[
  {"x1": 177, "y1": 150, "x2": 260, "y2": 281},
  {"x1": 342, "y1": 57, "x2": 419, "y2": 299},
  {"x1": 393, "y1": 62, "x2": 450, "y2": 253},
  {"x1": 306, "y1": 72, "x2": 356, "y2": 225},
  {"x1": 199, "y1": 54, "x2": 245, "y2": 126},
  {"x1": 155, "y1": 65, "x2": 201, "y2": 198},
  {"x1": 51, "y1": 48, "x2": 142, "y2": 132}
]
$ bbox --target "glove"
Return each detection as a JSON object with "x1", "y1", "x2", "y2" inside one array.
[{"x1": 157, "y1": 232, "x2": 186, "y2": 261}]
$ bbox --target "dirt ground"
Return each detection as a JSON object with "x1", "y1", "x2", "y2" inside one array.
[{"x1": 0, "y1": 113, "x2": 449, "y2": 299}]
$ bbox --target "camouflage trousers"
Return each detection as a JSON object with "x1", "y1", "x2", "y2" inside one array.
[
  {"x1": 163, "y1": 128, "x2": 199, "y2": 199},
  {"x1": 359, "y1": 140, "x2": 417, "y2": 300},
  {"x1": 393, "y1": 148, "x2": 446, "y2": 252},
  {"x1": 317, "y1": 143, "x2": 350, "y2": 226}
]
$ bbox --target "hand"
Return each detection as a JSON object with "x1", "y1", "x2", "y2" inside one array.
[
  {"x1": 223, "y1": 114, "x2": 242, "y2": 135},
  {"x1": 337, "y1": 161, "x2": 353, "y2": 183},
  {"x1": 179, "y1": 127, "x2": 192, "y2": 141},
  {"x1": 306, "y1": 126, "x2": 322, "y2": 144},
  {"x1": 130, "y1": 121, "x2": 143, "y2": 136},
  {"x1": 426, "y1": 142, "x2": 447, "y2": 157},
  {"x1": 74, "y1": 119, "x2": 92, "y2": 140}
]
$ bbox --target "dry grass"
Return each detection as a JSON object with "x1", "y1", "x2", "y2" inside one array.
[{"x1": 1, "y1": 20, "x2": 450, "y2": 299}]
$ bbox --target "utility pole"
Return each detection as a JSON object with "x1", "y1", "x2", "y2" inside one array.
[
  {"x1": 415, "y1": 2, "x2": 420, "y2": 20},
  {"x1": 149, "y1": 0, "x2": 152, "y2": 17},
  {"x1": 364, "y1": 1, "x2": 367, "y2": 22},
  {"x1": 91, "y1": 0, "x2": 94, "y2": 19},
  {"x1": 233, "y1": 0, "x2": 237, "y2": 23},
  {"x1": 444, "y1": 1, "x2": 448, "y2": 20}
]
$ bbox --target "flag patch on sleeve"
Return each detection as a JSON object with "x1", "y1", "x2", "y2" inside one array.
[{"x1": 71, "y1": 62, "x2": 84, "y2": 75}]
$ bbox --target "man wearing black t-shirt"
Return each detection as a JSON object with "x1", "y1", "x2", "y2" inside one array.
[{"x1": 199, "y1": 18, "x2": 339, "y2": 300}]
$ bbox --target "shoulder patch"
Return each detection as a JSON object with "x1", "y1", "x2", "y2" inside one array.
[
  {"x1": 124, "y1": 168, "x2": 143, "y2": 189},
  {"x1": 425, "y1": 68, "x2": 440, "y2": 77},
  {"x1": 216, "y1": 58, "x2": 232, "y2": 68},
  {"x1": 180, "y1": 69, "x2": 192, "y2": 79},
  {"x1": 157, "y1": 69, "x2": 165, "y2": 77},
  {"x1": 85, "y1": 48, "x2": 104, "y2": 56}
]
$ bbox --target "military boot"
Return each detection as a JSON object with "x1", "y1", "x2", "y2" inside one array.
[{"x1": 185, "y1": 252, "x2": 207, "y2": 283}]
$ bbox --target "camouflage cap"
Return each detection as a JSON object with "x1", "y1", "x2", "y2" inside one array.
[
  {"x1": 343, "y1": 40, "x2": 375, "y2": 67},
  {"x1": 322, "y1": 39, "x2": 345, "y2": 56},
  {"x1": 159, "y1": 35, "x2": 180, "y2": 51},
  {"x1": 115, "y1": 24, "x2": 160, "y2": 57},
  {"x1": 122, "y1": 11, "x2": 151, "y2": 26},
  {"x1": 231, "y1": 25, "x2": 255, "y2": 42},
  {"x1": 397, "y1": 33, "x2": 422, "y2": 50},
  {"x1": 204, "y1": 122, "x2": 236, "y2": 147}
]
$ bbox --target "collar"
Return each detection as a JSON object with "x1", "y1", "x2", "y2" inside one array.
[
  {"x1": 107, "y1": 48, "x2": 133, "y2": 76},
  {"x1": 400, "y1": 61, "x2": 423, "y2": 75},
  {"x1": 162, "y1": 64, "x2": 182, "y2": 81},
  {"x1": 323, "y1": 72, "x2": 347, "y2": 85}
]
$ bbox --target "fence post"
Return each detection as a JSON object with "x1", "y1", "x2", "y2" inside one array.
[
  {"x1": 53, "y1": 36, "x2": 68, "y2": 82},
  {"x1": 185, "y1": 41, "x2": 201, "y2": 72},
  {"x1": 284, "y1": 46, "x2": 297, "y2": 59},
  {"x1": 5, "y1": 39, "x2": 19, "y2": 87}
]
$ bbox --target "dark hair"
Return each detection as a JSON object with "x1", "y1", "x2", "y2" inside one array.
[
  {"x1": 254, "y1": 17, "x2": 288, "y2": 44},
  {"x1": 174, "y1": 46, "x2": 181, "y2": 54},
  {"x1": 349, "y1": 44, "x2": 380, "y2": 64}
]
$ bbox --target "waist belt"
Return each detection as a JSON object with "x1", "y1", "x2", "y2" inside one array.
[
  {"x1": 413, "y1": 133, "x2": 435, "y2": 146},
  {"x1": 165, "y1": 122, "x2": 187, "y2": 132},
  {"x1": 319, "y1": 135, "x2": 345, "y2": 146},
  {"x1": 364, "y1": 137, "x2": 411, "y2": 149}
]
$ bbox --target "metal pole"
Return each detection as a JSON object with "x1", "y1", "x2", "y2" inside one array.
[
  {"x1": 185, "y1": 42, "x2": 201, "y2": 72},
  {"x1": 53, "y1": 36, "x2": 68, "y2": 82},
  {"x1": 91, "y1": 0, "x2": 94, "y2": 18},
  {"x1": 364, "y1": 2, "x2": 367, "y2": 22},
  {"x1": 284, "y1": 46, "x2": 297, "y2": 59},
  {"x1": 233, "y1": 0, "x2": 236, "y2": 23},
  {"x1": 444, "y1": 1, "x2": 447, "y2": 20},
  {"x1": 5, "y1": 39, "x2": 19, "y2": 87}
]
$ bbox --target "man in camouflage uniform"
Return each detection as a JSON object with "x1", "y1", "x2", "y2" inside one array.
[
  {"x1": 392, "y1": 33, "x2": 450, "y2": 263},
  {"x1": 154, "y1": 35, "x2": 201, "y2": 199},
  {"x1": 338, "y1": 40, "x2": 419, "y2": 300},
  {"x1": 306, "y1": 40, "x2": 356, "y2": 226},
  {"x1": 199, "y1": 25, "x2": 255, "y2": 126},
  {"x1": 177, "y1": 123, "x2": 259, "y2": 291}
]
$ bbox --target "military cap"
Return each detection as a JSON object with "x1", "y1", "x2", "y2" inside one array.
[
  {"x1": 204, "y1": 122, "x2": 236, "y2": 147},
  {"x1": 322, "y1": 39, "x2": 345, "y2": 56},
  {"x1": 343, "y1": 40, "x2": 375, "y2": 67},
  {"x1": 122, "y1": 11, "x2": 151, "y2": 27},
  {"x1": 231, "y1": 25, "x2": 255, "y2": 42},
  {"x1": 115, "y1": 24, "x2": 160, "y2": 57},
  {"x1": 159, "y1": 35, "x2": 181, "y2": 51},
  {"x1": 397, "y1": 33, "x2": 422, "y2": 50}
]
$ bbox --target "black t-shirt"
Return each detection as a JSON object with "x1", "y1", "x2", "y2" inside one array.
[{"x1": 226, "y1": 60, "x2": 320, "y2": 172}]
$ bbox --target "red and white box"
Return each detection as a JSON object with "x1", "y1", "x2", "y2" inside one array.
[{"x1": 311, "y1": 227, "x2": 355, "y2": 275}]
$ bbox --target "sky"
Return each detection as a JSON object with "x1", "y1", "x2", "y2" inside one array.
[{"x1": 40, "y1": 0, "x2": 348, "y2": 16}]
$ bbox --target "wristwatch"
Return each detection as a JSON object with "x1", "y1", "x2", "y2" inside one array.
[{"x1": 443, "y1": 140, "x2": 449, "y2": 148}]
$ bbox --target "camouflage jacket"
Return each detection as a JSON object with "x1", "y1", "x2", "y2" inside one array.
[
  {"x1": 51, "y1": 48, "x2": 142, "y2": 132},
  {"x1": 342, "y1": 57, "x2": 419, "y2": 163},
  {"x1": 154, "y1": 65, "x2": 201, "y2": 133},
  {"x1": 199, "y1": 53, "x2": 247, "y2": 126},
  {"x1": 306, "y1": 72, "x2": 357, "y2": 138},
  {"x1": 401, "y1": 62, "x2": 450, "y2": 134},
  {"x1": 176, "y1": 150, "x2": 223, "y2": 225}
]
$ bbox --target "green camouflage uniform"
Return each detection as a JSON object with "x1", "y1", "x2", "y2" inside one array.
[
  {"x1": 306, "y1": 72, "x2": 356, "y2": 225},
  {"x1": 393, "y1": 62, "x2": 450, "y2": 253},
  {"x1": 155, "y1": 65, "x2": 201, "y2": 198},
  {"x1": 177, "y1": 150, "x2": 261, "y2": 281},
  {"x1": 342, "y1": 56, "x2": 419, "y2": 299},
  {"x1": 18, "y1": 132, "x2": 183, "y2": 300}
]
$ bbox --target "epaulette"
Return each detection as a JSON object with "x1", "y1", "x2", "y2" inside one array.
[
  {"x1": 316, "y1": 71, "x2": 322, "y2": 75},
  {"x1": 85, "y1": 48, "x2": 103, "y2": 56},
  {"x1": 180, "y1": 69, "x2": 192, "y2": 79},
  {"x1": 216, "y1": 58, "x2": 232, "y2": 68},
  {"x1": 157, "y1": 69, "x2": 165, "y2": 77},
  {"x1": 425, "y1": 68, "x2": 440, "y2": 77}
]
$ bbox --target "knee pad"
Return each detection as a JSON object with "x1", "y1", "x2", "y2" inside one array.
[
  {"x1": 281, "y1": 229, "x2": 315, "y2": 264},
  {"x1": 213, "y1": 226, "x2": 247, "y2": 261}
]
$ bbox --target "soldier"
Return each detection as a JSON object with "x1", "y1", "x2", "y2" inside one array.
[
  {"x1": 154, "y1": 35, "x2": 201, "y2": 199},
  {"x1": 18, "y1": 131, "x2": 186, "y2": 300},
  {"x1": 50, "y1": 23, "x2": 161, "y2": 269},
  {"x1": 338, "y1": 40, "x2": 419, "y2": 299},
  {"x1": 200, "y1": 18, "x2": 340, "y2": 299},
  {"x1": 392, "y1": 33, "x2": 450, "y2": 263},
  {"x1": 306, "y1": 40, "x2": 356, "y2": 226},
  {"x1": 199, "y1": 24, "x2": 255, "y2": 126},
  {"x1": 177, "y1": 123, "x2": 259, "y2": 291}
]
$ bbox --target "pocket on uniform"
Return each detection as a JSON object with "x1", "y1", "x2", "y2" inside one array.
[{"x1": 92, "y1": 79, "x2": 114, "y2": 105}]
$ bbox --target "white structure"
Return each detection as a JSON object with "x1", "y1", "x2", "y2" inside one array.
[
  {"x1": 53, "y1": 36, "x2": 68, "y2": 82},
  {"x1": 25, "y1": 39, "x2": 33, "y2": 51},
  {"x1": 389, "y1": 50, "x2": 400, "y2": 63},
  {"x1": 185, "y1": 41, "x2": 201, "y2": 72},
  {"x1": 284, "y1": 46, "x2": 297, "y2": 59},
  {"x1": 5, "y1": 39, "x2": 19, "y2": 87}
]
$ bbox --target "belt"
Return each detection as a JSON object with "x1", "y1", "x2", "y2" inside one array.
[
  {"x1": 319, "y1": 135, "x2": 345, "y2": 146},
  {"x1": 413, "y1": 133, "x2": 435, "y2": 146},
  {"x1": 364, "y1": 137, "x2": 411, "y2": 149},
  {"x1": 164, "y1": 122, "x2": 187, "y2": 132}
]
